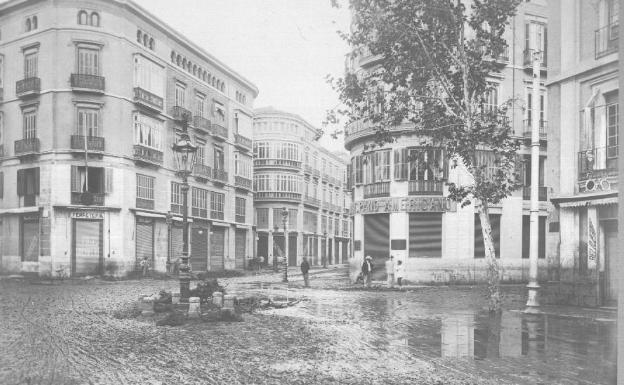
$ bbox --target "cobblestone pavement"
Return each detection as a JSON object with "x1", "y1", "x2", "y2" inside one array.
[{"x1": 0, "y1": 267, "x2": 617, "y2": 385}]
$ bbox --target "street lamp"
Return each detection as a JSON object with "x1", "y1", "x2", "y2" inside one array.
[
  {"x1": 172, "y1": 121, "x2": 197, "y2": 301},
  {"x1": 281, "y1": 207, "x2": 289, "y2": 283},
  {"x1": 272, "y1": 226, "x2": 279, "y2": 272},
  {"x1": 323, "y1": 231, "x2": 328, "y2": 268}
]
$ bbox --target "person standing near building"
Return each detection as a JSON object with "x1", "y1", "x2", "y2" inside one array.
[
  {"x1": 361, "y1": 256, "x2": 373, "y2": 287},
  {"x1": 395, "y1": 259, "x2": 405, "y2": 288},
  {"x1": 385, "y1": 255, "x2": 395, "y2": 288},
  {"x1": 300, "y1": 257, "x2": 310, "y2": 287}
]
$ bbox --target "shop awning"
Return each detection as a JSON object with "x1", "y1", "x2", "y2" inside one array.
[{"x1": 551, "y1": 191, "x2": 618, "y2": 208}]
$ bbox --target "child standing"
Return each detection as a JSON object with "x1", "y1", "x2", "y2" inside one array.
[{"x1": 395, "y1": 259, "x2": 405, "y2": 287}]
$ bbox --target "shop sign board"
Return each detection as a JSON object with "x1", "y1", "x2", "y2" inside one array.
[
  {"x1": 71, "y1": 211, "x2": 104, "y2": 220},
  {"x1": 352, "y1": 197, "x2": 456, "y2": 215}
]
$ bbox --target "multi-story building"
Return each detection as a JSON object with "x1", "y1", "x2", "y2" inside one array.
[
  {"x1": 253, "y1": 107, "x2": 351, "y2": 267},
  {"x1": 547, "y1": 0, "x2": 619, "y2": 306},
  {"x1": 345, "y1": 0, "x2": 551, "y2": 283},
  {"x1": 0, "y1": 0, "x2": 257, "y2": 277}
]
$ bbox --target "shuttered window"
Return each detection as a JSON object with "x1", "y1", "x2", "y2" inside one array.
[
  {"x1": 191, "y1": 187, "x2": 209, "y2": 218},
  {"x1": 77, "y1": 47, "x2": 99, "y2": 75},
  {"x1": 23, "y1": 109, "x2": 37, "y2": 139},
  {"x1": 256, "y1": 208, "x2": 269, "y2": 229},
  {"x1": 394, "y1": 148, "x2": 408, "y2": 180},
  {"x1": 17, "y1": 168, "x2": 40, "y2": 196},
  {"x1": 409, "y1": 213, "x2": 442, "y2": 258},
  {"x1": 235, "y1": 229, "x2": 246, "y2": 269},
  {"x1": 136, "y1": 174, "x2": 154, "y2": 200},
  {"x1": 134, "y1": 113, "x2": 163, "y2": 150},
  {"x1": 134, "y1": 55, "x2": 165, "y2": 97},
  {"x1": 235, "y1": 197, "x2": 246, "y2": 223},
  {"x1": 474, "y1": 214, "x2": 501, "y2": 258},
  {"x1": 24, "y1": 50, "x2": 38, "y2": 78},
  {"x1": 210, "y1": 191, "x2": 224, "y2": 220},
  {"x1": 77, "y1": 107, "x2": 100, "y2": 137},
  {"x1": 171, "y1": 182, "x2": 183, "y2": 214},
  {"x1": 70, "y1": 166, "x2": 107, "y2": 193}
]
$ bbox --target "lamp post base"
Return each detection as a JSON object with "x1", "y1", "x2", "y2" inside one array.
[
  {"x1": 525, "y1": 282, "x2": 540, "y2": 308},
  {"x1": 179, "y1": 267, "x2": 191, "y2": 302}
]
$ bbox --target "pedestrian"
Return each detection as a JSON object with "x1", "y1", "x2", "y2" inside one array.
[
  {"x1": 361, "y1": 256, "x2": 373, "y2": 288},
  {"x1": 395, "y1": 259, "x2": 405, "y2": 287},
  {"x1": 140, "y1": 256, "x2": 150, "y2": 277},
  {"x1": 385, "y1": 255, "x2": 395, "y2": 288},
  {"x1": 300, "y1": 256, "x2": 310, "y2": 287}
]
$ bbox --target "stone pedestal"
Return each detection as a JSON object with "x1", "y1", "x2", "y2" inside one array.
[
  {"x1": 139, "y1": 295, "x2": 154, "y2": 316},
  {"x1": 187, "y1": 297, "x2": 201, "y2": 318},
  {"x1": 212, "y1": 292, "x2": 223, "y2": 308},
  {"x1": 223, "y1": 295, "x2": 236, "y2": 311}
]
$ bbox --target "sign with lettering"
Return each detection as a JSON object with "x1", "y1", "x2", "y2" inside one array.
[
  {"x1": 71, "y1": 211, "x2": 104, "y2": 220},
  {"x1": 352, "y1": 197, "x2": 456, "y2": 215}
]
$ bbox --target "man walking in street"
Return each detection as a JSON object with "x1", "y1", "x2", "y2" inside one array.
[
  {"x1": 361, "y1": 256, "x2": 373, "y2": 288},
  {"x1": 386, "y1": 255, "x2": 395, "y2": 288},
  {"x1": 300, "y1": 257, "x2": 310, "y2": 287}
]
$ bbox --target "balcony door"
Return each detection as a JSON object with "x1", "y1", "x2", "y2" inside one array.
[
  {"x1": 72, "y1": 219, "x2": 103, "y2": 276},
  {"x1": 77, "y1": 47, "x2": 99, "y2": 76}
]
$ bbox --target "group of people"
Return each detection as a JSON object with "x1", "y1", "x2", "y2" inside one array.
[{"x1": 361, "y1": 255, "x2": 404, "y2": 288}]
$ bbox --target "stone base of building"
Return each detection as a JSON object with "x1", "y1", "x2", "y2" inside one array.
[{"x1": 541, "y1": 280, "x2": 601, "y2": 308}]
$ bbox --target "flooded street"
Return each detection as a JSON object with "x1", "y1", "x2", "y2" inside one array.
[{"x1": 0, "y1": 269, "x2": 617, "y2": 384}]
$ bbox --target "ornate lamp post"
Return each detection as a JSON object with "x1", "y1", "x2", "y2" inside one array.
[
  {"x1": 172, "y1": 123, "x2": 197, "y2": 301},
  {"x1": 281, "y1": 207, "x2": 289, "y2": 283},
  {"x1": 272, "y1": 226, "x2": 279, "y2": 272}
]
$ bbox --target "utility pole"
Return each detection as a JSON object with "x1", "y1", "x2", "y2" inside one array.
[{"x1": 526, "y1": 49, "x2": 541, "y2": 309}]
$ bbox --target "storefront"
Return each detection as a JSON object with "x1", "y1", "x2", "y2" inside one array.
[
  {"x1": 191, "y1": 224, "x2": 209, "y2": 271},
  {"x1": 71, "y1": 211, "x2": 103, "y2": 276},
  {"x1": 210, "y1": 226, "x2": 225, "y2": 271},
  {"x1": 21, "y1": 213, "x2": 40, "y2": 264},
  {"x1": 235, "y1": 228, "x2": 247, "y2": 269},
  {"x1": 136, "y1": 217, "x2": 154, "y2": 270}
]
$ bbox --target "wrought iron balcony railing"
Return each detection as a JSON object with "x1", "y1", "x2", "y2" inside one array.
[
  {"x1": 254, "y1": 158, "x2": 302, "y2": 169},
  {"x1": 522, "y1": 48, "x2": 547, "y2": 68},
  {"x1": 133, "y1": 145, "x2": 163, "y2": 166},
  {"x1": 408, "y1": 180, "x2": 444, "y2": 195},
  {"x1": 363, "y1": 181, "x2": 390, "y2": 198},
  {"x1": 70, "y1": 135, "x2": 105, "y2": 152},
  {"x1": 134, "y1": 87, "x2": 164, "y2": 111},
  {"x1": 192, "y1": 163, "x2": 212, "y2": 180},
  {"x1": 70, "y1": 74, "x2": 105, "y2": 92},
  {"x1": 170, "y1": 106, "x2": 192, "y2": 122},
  {"x1": 522, "y1": 120, "x2": 548, "y2": 140},
  {"x1": 193, "y1": 116, "x2": 211, "y2": 132},
  {"x1": 234, "y1": 133, "x2": 252, "y2": 150},
  {"x1": 303, "y1": 164, "x2": 312, "y2": 174},
  {"x1": 71, "y1": 192, "x2": 105, "y2": 206},
  {"x1": 522, "y1": 186, "x2": 548, "y2": 201},
  {"x1": 595, "y1": 22, "x2": 619, "y2": 59},
  {"x1": 16, "y1": 77, "x2": 41, "y2": 98},
  {"x1": 136, "y1": 197, "x2": 155, "y2": 210},
  {"x1": 211, "y1": 123, "x2": 228, "y2": 140},
  {"x1": 304, "y1": 196, "x2": 320, "y2": 207},
  {"x1": 15, "y1": 138, "x2": 40, "y2": 155},
  {"x1": 254, "y1": 191, "x2": 302, "y2": 202},
  {"x1": 213, "y1": 168, "x2": 228, "y2": 183},
  {"x1": 235, "y1": 175, "x2": 253, "y2": 190}
]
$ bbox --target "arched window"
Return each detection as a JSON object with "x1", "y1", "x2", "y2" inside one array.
[
  {"x1": 182, "y1": 58, "x2": 187, "y2": 68},
  {"x1": 193, "y1": 64, "x2": 197, "y2": 76},
  {"x1": 26, "y1": 18, "x2": 31, "y2": 32},
  {"x1": 78, "y1": 11, "x2": 88, "y2": 25},
  {"x1": 221, "y1": 84, "x2": 225, "y2": 92},
  {"x1": 176, "y1": 55, "x2": 181, "y2": 66},
  {"x1": 90, "y1": 12, "x2": 99, "y2": 27},
  {"x1": 148, "y1": 38, "x2": 154, "y2": 50},
  {"x1": 32, "y1": 16, "x2": 37, "y2": 29},
  {"x1": 171, "y1": 51, "x2": 176, "y2": 63},
  {"x1": 212, "y1": 78, "x2": 216, "y2": 87},
  {"x1": 137, "y1": 30, "x2": 142, "y2": 43},
  {"x1": 143, "y1": 34, "x2": 148, "y2": 47}
]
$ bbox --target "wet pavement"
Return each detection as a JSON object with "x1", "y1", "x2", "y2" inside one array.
[{"x1": 0, "y1": 267, "x2": 617, "y2": 384}]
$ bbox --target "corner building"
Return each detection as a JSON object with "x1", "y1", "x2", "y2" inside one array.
[
  {"x1": 0, "y1": 0, "x2": 257, "y2": 277},
  {"x1": 346, "y1": 0, "x2": 551, "y2": 283},
  {"x1": 547, "y1": 0, "x2": 619, "y2": 307},
  {"x1": 253, "y1": 107, "x2": 351, "y2": 267}
]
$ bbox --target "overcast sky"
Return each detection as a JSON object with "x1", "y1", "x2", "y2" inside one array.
[{"x1": 134, "y1": 0, "x2": 351, "y2": 153}]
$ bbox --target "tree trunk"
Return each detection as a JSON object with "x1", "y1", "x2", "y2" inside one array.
[{"x1": 477, "y1": 201, "x2": 502, "y2": 312}]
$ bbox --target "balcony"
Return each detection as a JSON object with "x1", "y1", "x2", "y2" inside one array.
[
  {"x1": 235, "y1": 214, "x2": 246, "y2": 223},
  {"x1": 14, "y1": 138, "x2": 40, "y2": 156},
  {"x1": 234, "y1": 133, "x2": 252, "y2": 151},
  {"x1": 70, "y1": 74, "x2": 105, "y2": 92},
  {"x1": 70, "y1": 135, "x2": 105, "y2": 152},
  {"x1": 71, "y1": 192, "x2": 105, "y2": 206},
  {"x1": 211, "y1": 123, "x2": 228, "y2": 140},
  {"x1": 522, "y1": 49, "x2": 547, "y2": 69},
  {"x1": 136, "y1": 197, "x2": 155, "y2": 210},
  {"x1": 363, "y1": 182, "x2": 390, "y2": 199},
  {"x1": 134, "y1": 87, "x2": 163, "y2": 111},
  {"x1": 408, "y1": 180, "x2": 444, "y2": 195},
  {"x1": 193, "y1": 116, "x2": 211, "y2": 133},
  {"x1": 192, "y1": 163, "x2": 212, "y2": 180},
  {"x1": 170, "y1": 106, "x2": 192, "y2": 122},
  {"x1": 304, "y1": 164, "x2": 312, "y2": 174},
  {"x1": 595, "y1": 22, "x2": 619, "y2": 59},
  {"x1": 344, "y1": 118, "x2": 414, "y2": 150},
  {"x1": 171, "y1": 203, "x2": 184, "y2": 215},
  {"x1": 211, "y1": 210, "x2": 224, "y2": 221},
  {"x1": 234, "y1": 175, "x2": 252, "y2": 190},
  {"x1": 254, "y1": 158, "x2": 302, "y2": 170},
  {"x1": 133, "y1": 145, "x2": 163, "y2": 166},
  {"x1": 255, "y1": 191, "x2": 302, "y2": 202},
  {"x1": 578, "y1": 147, "x2": 618, "y2": 181},
  {"x1": 16, "y1": 77, "x2": 41, "y2": 98},
  {"x1": 213, "y1": 168, "x2": 228, "y2": 183},
  {"x1": 522, "y1": 186, "x2": 548, "y2": 202},
  {"x1": 304, "y1": 196, "x2": 320, "y2": 207},
  {"x1": 192, "y1": 207, "x2": 208, "y2": 219},
  {"x1": 313, "y1": 169, "x2": 320, "y2": 178},
  {"x1": 522, "y1": 120, "x2": 548, "y2": 140}
]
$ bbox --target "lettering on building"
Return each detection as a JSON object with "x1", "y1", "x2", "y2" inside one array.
[{"x1": 352, "y1": 197, "x2": 456, "y2": 215}]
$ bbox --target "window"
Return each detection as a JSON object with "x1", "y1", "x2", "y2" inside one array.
[
  {"x1": 25, "y1": 16, "x2": 37, "y2": 32},
  {"x1": 235, "y1": 152, "x2": 252, "y2": 178},
  {"x1": 235, "y1": 197, "x2": 246, "y2": 223},
  {"x1": 90, "y1": 12, "x2": 100, "y2": 27},
  {"x1": 353, "y1": 156, "x2": 363, "y2": 184},
  {"x1": 195, "y1": 94, "x2": 206, "y2": 117},
  {"x1": 213, "y1": 101, "x2": 226, "y2": 123},
  {"x1": 175, "y1": 83, "x2": 186, "y2": 107},
  {"x1": 70, "y1": 166, "x2": 106, "y2": 194},
  {"x1": 408, "y1": 148, "x2": 445, "y2": 181},
  {"x1": 17, "y1": 167, "x2": 40, "y2": 205},
  {"x1": 304, "y1": 211, "x2": 317, "y2": 233},
  {"x1": 77, "y1": 107, "x2": 100, "y2": 137},
  {"x1": 254, "y1": 174, "x2": 270, "y2": 191},
  {"x1": 196, "y1": 144, "x2": 206, "y2": 165},
  {"x1": 525, "y1": 21, "x2": 546, "y2": 54},
  {"x1": 526, "y1": 89, "x2": 546, "y2": 127},
  {"x1": 23, "y1": 108, "x2": 37, "y2": 139},
  {"x1": 134, "y1": 55, "x2": 165, "y2": 97},
  {"x1": 171, "y1": 182, "x2": 183, "y2": 214},
  {"x1": 254, "y1": 142, "x2": 270, "y2": 158},
  {"x1": 482, "y1": 84, "x2": 499, "y2": 113},
  {"x1": 136, "y1": 174, "x2": 154, "y2": 201},
  {"x1": 24, "y1": 49, "x2": 38, "y2": 78},
  {"x1": 134, "y1": 113, "x2": 163, "y2": 150},
  {"x1": 256, "y1": 208, "x2": 269, "y2": 229},
  {"x1": 214, "y1": 145, "x2": 225, "y2": 170},
  {"x1": 210, "y1": 191, "x2": 225, "y2": 220},
  {"x1": 77, "y1": 47, "x2": 99, "y2": 75},
  {"x1": 191, "y1": 187, "x2": 209, "y2": 218},
  {"x1": 606, "y1": 97, "x2": 619, "y2": 159},
  {"x1": 374, "y1": 150, "x2": 391, "y2": 182},
  {"x1": 78, "y1": 11, "x2": 88, "y2": 25}
]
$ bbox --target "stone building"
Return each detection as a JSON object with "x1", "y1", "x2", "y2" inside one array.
[
  {"x1": 253, "y1": 107, "x2": 352, "y2": 267},
  {"x1": 345, "y1": 0, "x2": 551, "y2": 283},
  {"x1": 0, "y1": 0, "x2": 257, "y2": 277},
  {"x1": 547, "y1": 0, "x2": 619, "y2": 306}
]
